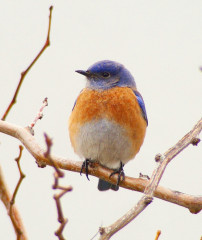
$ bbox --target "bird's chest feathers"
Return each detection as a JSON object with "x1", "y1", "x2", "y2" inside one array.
[
  {"x1": 69, "y1": 87, "x2": 147, "y2": 167},
  {"x1": 75, "y1": 119, "x2": 133, "y2": 168},
  {"x1": 70, "y1": 87, "x2": 142, "y2": 127}
]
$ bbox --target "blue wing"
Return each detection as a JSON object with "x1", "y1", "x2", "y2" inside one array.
[
  {"x1": 133, "y1": 90, "x2": 148, "y2": 125},
  {"x1": 72, "y1": 90, "x2": 83, "y2": 111},
  {"x1": 72, "y1": 99, "x2": 77, "y2": 111}
]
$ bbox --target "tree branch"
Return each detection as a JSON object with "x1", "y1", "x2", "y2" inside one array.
[
  {"x1": 28, "y1": 97, "x2": 48, "y2": 131},
  {"x1": 0, "y1": 160, "x2": 28, "y2": 240},
  {"x1": 44, "y1": 133, "x2": 72, "y2": 240},
  {"x1": 154, "y1": 230, "x2": 161, "y2": 240},
  {"x1": 1, "y1": 6, "x2": 53, "y2": 121},
  {"x1": 9, "y1": 145, "x2": 26, "y2": 240},
  {"x1": 98, "y1": 117, "x2": 202, "y2": 239},
  {"x1": 0, "y1": 6, "x2": 53, "y2": 239},
  {"x1": 0, "y1": 118, "x2": 201, "y2": 214}
]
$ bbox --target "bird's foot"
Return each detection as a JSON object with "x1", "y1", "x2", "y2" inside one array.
[
  {"x1": 109, "y1": 162, "x2": 125, "y2": 186},
  {"x1": 80, "y1": 159, "x2": 92, "y2": 181}
]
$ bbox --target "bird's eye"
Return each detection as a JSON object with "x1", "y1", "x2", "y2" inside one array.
[{"x1": 102, "y1": 72, "x2": 110, "y2": 78}]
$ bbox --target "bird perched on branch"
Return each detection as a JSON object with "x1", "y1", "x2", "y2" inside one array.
[{"x1": 69, "y1": 60, "x2": 148, "y2": 191}]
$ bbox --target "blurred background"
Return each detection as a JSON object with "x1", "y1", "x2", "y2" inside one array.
[{"x1": 0, "y1": 1, "x2": 201, "y2": 239}]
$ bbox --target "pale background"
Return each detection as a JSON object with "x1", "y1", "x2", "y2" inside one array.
[{"x1": 0, "y1": 1, "x2": 202, "y2": 239}]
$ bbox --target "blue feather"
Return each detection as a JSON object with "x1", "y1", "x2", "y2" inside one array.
[{"x1": 133, "y1": 90, "x2": 148, "y2": 125}]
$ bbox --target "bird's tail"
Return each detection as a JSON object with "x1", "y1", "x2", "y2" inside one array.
[{"x1": 98, "y1": 179, "x2": 119, "y2": 191}]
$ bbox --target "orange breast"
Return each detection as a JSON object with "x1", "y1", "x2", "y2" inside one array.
[{"x1": 69, "y1": 87, "x2": 147, "y2": 157}]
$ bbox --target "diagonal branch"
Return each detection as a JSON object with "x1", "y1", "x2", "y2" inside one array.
[
  {"x1": 0, "y1": 118, "x2": 201, "y2": 214},
  {"x1": 98, "y1": 117, "x2": 202, "y2": 239},
  {"x1": 28, "y1": 97, "x2": 48, "y2": 131},
  {"x1": 1, "y1": 6, "x2": 53, "y2": 121},
  {"x1": 154, "y1": 230, "x2": 161, "y2": 240}
]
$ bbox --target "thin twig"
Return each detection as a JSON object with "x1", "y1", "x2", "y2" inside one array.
[
  {"x1": 28, "y1": 97, "x2": 48, "y2": 132},
  {"x1": 154, "y1": 230, "x2": 161, "y2": 240},
  {"x1": 10, "y1": 146, "x2": 25, "y2": 205},
  {"x1": 0, "y1": 146, "x2": 27, "y2": 240},
  {"x1": 0, "y1": 5, "x2": 53, "y2": 240},
  {"x1": 9, "y1": 145, "x2": 26, "y2": 240},
  {"x1": 1, "y1": 6, "x2": 53, "y2": 121},
  {"x1": 0, "y1": 166, "x2": 28, "y2": 240},
  {"x1": 44, "y1": 133, "x2": 73, "y2": 240},
  {"x1": 44, "y1": 133, "x2": 64, "y2": 178},
  {"x1": 0, "y1": 119, "x2": 201, "y2": 213}
]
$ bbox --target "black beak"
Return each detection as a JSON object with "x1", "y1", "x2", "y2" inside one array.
[{"x1": 75, "y1": 70, "x2": 91, "y2": 77}]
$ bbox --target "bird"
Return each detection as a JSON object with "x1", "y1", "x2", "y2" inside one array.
[{"x1": 68, "y1": 60, "x2": 148, "y2": 191}]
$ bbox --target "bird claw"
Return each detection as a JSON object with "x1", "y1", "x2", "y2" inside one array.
[
  {"x1": 80, "y1": 159, "x2": 91, "y2": 181},
  {"x1": 109, "y1": 162, "x2": 125, "y2": 186}
]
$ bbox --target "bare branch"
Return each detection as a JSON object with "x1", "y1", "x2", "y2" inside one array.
[
  {"x1": 1, "y1": 6, "x2": 53, "y2": 121},
  {"x1": 0, "y1": 118, "x2": 201, "y2": 213},
  {"x1": 98, "y1": 158, "x2": 159, "y2": 239},
  {"x1": 0, "y1": 6, "x2": 53, "y2": 239},
  {"x1": 98, "y1": 117, "x2": 202, "y2": 239},
  {"x1": 10, "y1": 146, "x2": 25, "y2": 205},
  {"x1": 154, "y1": 230, "x2": 161, "y2": 240},
  {"x1": 44, "y1": 133, "x2": 73, "y2": 240},
  {"x1": 28, "y1": 97, "x2": 48, "y2": 132},
  {"x1": 99, "y1": 157, "x2": 165, "y2": 239},
  {"x1": 0, "y1": 151, "x2": 27, "y2": 240},
  {"x1": 9, "y1": 145, "x2": 26, "y2": 240},
  {"x1": 44, "y1": 133, "x2": 64, "y2": 178}
]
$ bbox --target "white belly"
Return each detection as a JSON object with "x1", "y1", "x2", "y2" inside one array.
[{"x1": 75, "y1": 119, "x2": 133, "y2": 169}]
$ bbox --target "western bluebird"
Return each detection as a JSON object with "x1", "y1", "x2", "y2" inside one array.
[{"x1": 69, "y1": 60, "x2": 148, "y2": 191}]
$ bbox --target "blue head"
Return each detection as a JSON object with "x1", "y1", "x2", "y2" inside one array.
[{"x1": 76, "y1": 60, "x2": 136, "y2": 90}]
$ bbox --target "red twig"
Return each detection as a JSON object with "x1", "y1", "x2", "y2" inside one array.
[
  {"x1": 44, "y1": 133, "x2": 63, "y2": 178},
  {"x1": 10, "y1": 146, "x2": 25, "y2": 205},
  {"x1": 154, "y1": 230, "x2": 161, "y2": 240},
  {"x1": 28, "y1": 97, "x2": 48, "y2": 131},
  {"x1": 54, "y1": 184, "x2": 72, "y2": 240},
  {"x1": 44, "y1": 133, "x2": 73, "y2": 240},
  {"x1": 0, "y1": 166, "x2": 28, "y2": 240},
  {"x1": 9, "y1": 145, "x2": 26, "y2": 240},
  {"x1": 1, "y1": 6, "x2": 53, "y2": 121}
]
